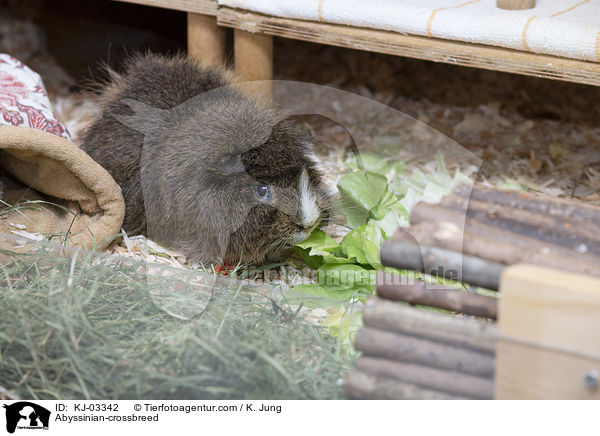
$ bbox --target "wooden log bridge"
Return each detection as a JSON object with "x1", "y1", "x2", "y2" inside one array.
[
  {"x1": 344, "y1": 297, "x2": 497, "y2": 400},
  {"x1": 346, "y1": 183, "x2": 600, "y2": 399}
]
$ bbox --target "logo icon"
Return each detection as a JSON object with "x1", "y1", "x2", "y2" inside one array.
[{"x1": 3, "y1": 402, "x2": 50, "y2": 434}]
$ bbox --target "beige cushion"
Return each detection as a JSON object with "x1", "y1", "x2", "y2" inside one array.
[{"x1": 0, "y1": 125, "x2": 125, "y2": 250}]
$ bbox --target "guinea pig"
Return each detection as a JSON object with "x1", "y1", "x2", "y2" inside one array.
[{"x1": 81, "y1": 53, "x2": 333, "y2": 266}]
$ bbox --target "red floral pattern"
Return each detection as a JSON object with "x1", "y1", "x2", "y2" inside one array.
[
  {"x1": 1, "y1": 107, "x2": 24, "y2": 126},
  {"x1": 17, "y1": 102, "x2": 65, "y2": 137},
  {"x1": 0, "y1": 54, "x2": 71, "y2": 140},
  {"x1": 0, "y1": 70, "x2": 28, "y2": 106}
]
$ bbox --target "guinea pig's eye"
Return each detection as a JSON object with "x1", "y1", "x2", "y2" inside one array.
[{"x1": 255, "y1": 183, "x2": 270, "y2": 201}]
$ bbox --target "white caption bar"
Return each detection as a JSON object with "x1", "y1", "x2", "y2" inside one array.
[{"x1": 0, "y1": 400, "x2": 597, "y2": 435}]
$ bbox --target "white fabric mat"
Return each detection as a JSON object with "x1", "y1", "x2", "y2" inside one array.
[{"x1": 219, "y1": 0, "x2": 600, "y2": 63}]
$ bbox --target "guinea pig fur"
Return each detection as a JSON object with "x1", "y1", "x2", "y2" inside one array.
[{"x1": 81, "y1": 53, "x2": 333, "y2": 266}]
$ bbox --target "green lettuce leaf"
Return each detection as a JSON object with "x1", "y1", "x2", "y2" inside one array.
[
  {"x1": 294, "y1": 229, "x2": 343, "y2": 268},
  {"x1": 337, "y1": 171, "x2": 388, "y2": 228},
  {"x1": 340, "y1": 221, "x2": 384, "y2": 268}
]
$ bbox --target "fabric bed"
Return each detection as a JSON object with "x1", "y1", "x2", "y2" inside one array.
[{"x1": 0, "y1": 54, "x2": 125, "y2": 250}]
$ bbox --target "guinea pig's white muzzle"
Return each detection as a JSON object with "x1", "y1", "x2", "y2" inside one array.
[{"x1": 299, "y1": 169, "x2": 321, "y2": 228}]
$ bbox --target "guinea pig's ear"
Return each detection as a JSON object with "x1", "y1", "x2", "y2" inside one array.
[{"x1": 216, "y1": 152, "x2": 245, "y2": 175}]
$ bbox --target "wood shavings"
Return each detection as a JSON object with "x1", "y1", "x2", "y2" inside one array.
[
  {"x1": 275, "y1": 38, "x2": 600, "y2": 205},
  {"x1": 10, "y1": 229, "x2": 43, "y2": 241}
]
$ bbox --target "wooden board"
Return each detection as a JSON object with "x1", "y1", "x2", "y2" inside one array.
[
  {"x1": 218, "y1": 8, "x2": 600, "y2": 87},
  {"x1": 111, "y1": 0, "x2": 217, "y2": 15},
  {"x1": 496, "y1": 264, "x2": 600, "y2": 399},
  {"x1": 496, "y1": 341, "x2": 600, "y2": 400}
]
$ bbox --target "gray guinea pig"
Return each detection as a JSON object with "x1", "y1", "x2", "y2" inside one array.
[{"x1": 81, "y1": 53, "x2": 333, "y2": 266}]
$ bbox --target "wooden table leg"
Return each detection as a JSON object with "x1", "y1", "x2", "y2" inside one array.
[
  {"x1": 187, "y1": 12, "x2": 226, "y2": 66},
  {"x1": 234, "y1": 29, "x2": 273, "y2": 99}
]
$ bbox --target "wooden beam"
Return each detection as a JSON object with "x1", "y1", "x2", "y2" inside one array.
[
  {"x1": 496, "y1": 264, "x2": 600, "y2": 399},
  {"x1": 187, "y1": 13, "x2": 226, "y2": 66},
  {"x1": 111, "y1": 0, "x2": 217, "y2": 15},
  {"x1": 234, "y1": 29, "x2": 273, "y2": 99},
  {"x1": 218, "y1": 7, "x2": 600, "y2": 87},
  {"x1": 497, "y1": 0, "x2": 535, "y2": 10}
]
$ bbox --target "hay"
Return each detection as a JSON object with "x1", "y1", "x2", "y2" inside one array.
[{"x1": 0, "y1": 238, "x2": 351, "y2": 400}]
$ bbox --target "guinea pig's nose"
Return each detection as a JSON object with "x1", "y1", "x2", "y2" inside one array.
[{"x1": 301, "y1": 215, "x2": 322, "y2": 234}]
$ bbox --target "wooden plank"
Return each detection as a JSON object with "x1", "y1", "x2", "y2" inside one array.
[
  {"x1": 188, "y1": 13, "x2": 226, "y2": 65},
  {"x1": 218, "y1": 8, "x2": 600, "y2": 87},
  {"x1": 111, "y1": 0, "x2": 217, "y2": 15},
  {"x1": 499, "y1": 264, "x2": 600, "y2": 359},
  {"x1": 496, "y1": 264, "x2": 600, "y2": 399},
  {"x1": 495, "y1": 341, "x2": 600, "y2": 399}
]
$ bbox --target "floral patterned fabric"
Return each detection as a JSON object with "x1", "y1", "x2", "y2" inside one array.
[{"x1": 0, "y1": 54, "x2": 71, "y2": 140}]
